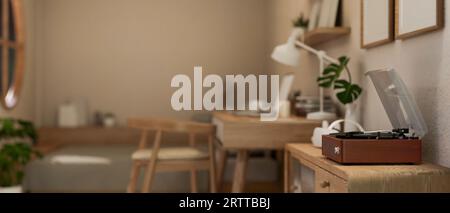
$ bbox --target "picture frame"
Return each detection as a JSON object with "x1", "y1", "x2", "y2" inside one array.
[
  {"x1": 361, "y1": 0, "x2": 394, "y2": 49},
  {"x1": 395, "y1": 0, "x2": 444, "y2": 40}
]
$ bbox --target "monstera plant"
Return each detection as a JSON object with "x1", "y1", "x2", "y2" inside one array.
[
  {"x1": 0, "y1": 118, "x2": 41, "y2": 193},
  {"x1": 317, "y1": 56, "x2": 362, "y2": 105}
]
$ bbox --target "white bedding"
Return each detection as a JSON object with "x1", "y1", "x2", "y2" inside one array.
[{"x1": 51, "y1": 155, "x2": 111, "y2": 165}]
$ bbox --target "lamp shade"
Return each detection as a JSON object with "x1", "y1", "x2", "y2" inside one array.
[
  {"x1": 271, "y1": 28, "x2": 304, "y2": 67},
  {"x1": 271, "y1": 43, "x2": 301, "y2": 67}
]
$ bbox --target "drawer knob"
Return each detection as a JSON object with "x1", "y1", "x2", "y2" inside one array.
[
  {"x1": 334, "y1": 146, "x2": 341, "y2": 155},
  {"x1": 320, "y1": 181, "x2": 330, "y2": 188}
]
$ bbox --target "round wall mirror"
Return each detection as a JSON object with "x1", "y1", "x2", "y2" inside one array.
[{"x1": 0, "y1": 0, "x2": 24, "y2": 110}]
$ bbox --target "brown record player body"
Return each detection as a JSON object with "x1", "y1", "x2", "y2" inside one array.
[
  {"x1": 320, "y1": 69, "x2": 428, "y2": 165},
  {"x1": 322, "y1": 135, "x2": 422, "y2": 165}
]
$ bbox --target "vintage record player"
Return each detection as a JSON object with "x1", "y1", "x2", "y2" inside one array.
[{"x1": 322, "y1": 69, "x2": 428, "y2": 165}]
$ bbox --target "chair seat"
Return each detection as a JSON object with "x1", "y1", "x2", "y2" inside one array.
[{"x1": 132, "y1": 147, "x2": 209, "y2": 161}]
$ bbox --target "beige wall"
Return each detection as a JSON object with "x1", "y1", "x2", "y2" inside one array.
[
  {"x1": 0, "y1": 0, "x2": 36, "y2": 121},
  {"x1": 266, "y1": 0, "x2": 321, "y2": 96},
  {"x1": 267, "y1": 0, "x2": 450, "y2": 167},
  {"x1": 35, "y1": 0, "x2": 268, "y2": 126}
]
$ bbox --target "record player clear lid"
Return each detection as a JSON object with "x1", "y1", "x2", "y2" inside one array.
[{"x1": 366, "y1": 69, "x2": 428, "y2": 138}]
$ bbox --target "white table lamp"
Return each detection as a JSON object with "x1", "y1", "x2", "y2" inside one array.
[{"x1": 271, "y1": 28, "x2": 338, "y2": 121}]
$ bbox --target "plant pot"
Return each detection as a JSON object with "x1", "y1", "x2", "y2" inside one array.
[
  {"x1": 0, "y1": 185, "x2": 23, "y2": 193},
  {"x1": 344, "y1": 103, "x2": 361, "y2": 132}
]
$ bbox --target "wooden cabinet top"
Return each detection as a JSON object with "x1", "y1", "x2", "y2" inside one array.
[{"x1": 286, "y1": 143, "x2": 450, "y2": 181}]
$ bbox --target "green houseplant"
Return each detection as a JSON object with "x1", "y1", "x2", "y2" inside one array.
[
  {"x1": 0, "y1": 118, "x2": 41, "y2": 193},
  {"x1": 317, "y1": 56, "x2": 362, "y2": 105},
  {"x1": 317, "y1": 56, "x2": 363, "y2": 131}
]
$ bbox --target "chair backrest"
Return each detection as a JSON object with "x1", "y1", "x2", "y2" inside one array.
[{"x1": 128, "y1": 118, "x2": 216, "y2": 135}]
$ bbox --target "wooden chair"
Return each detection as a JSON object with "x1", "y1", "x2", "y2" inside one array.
[{"x1": 126, "y1": 118, "x2": 217, "y2": 193}]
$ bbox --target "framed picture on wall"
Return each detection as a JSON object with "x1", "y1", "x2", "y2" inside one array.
[
  {"x1": 395, "y1": 0, "x2": 444, "y2": 40},
  {"x1": 361, "y1": 0, "x2": 394, "y2": 49}
]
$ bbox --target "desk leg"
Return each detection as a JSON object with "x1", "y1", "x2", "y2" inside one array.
[
  {"x1": 284, "y1": 150, "x2": 291, "y2": 193},
  {"x1": 216, "y1": 149, "x2": 228, "y2": 192},
  {"x1": 232, "y1": 150, "x2": 249, "y2": 193}
]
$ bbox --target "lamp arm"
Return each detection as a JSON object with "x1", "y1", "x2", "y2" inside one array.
[
  {"x1": 294, "y1": 41, "x2": 339, "y2": 64},
  {"x1": 294, "y1": 41, "x2": 339, "y2": 114}
]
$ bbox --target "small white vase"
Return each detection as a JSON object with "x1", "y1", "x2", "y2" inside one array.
[
  {"x1": 0, "y1": 185, "x2": 23, "y2": 193},
  {"x1": 103, "y1": 117, "x2": 116, "y2": 127},
  {"x1": 344, "y1": 103, "x2": 360, "y2": 132}
]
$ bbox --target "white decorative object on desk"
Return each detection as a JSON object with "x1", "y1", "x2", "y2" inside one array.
[
  {"x1": 306, "y1": 110, "x2": 337, "y2": 122},
  {"x1": 58, "y1": 103, "x2": 79, "y2": 127},
  {"x1": 279, "y1": 101, "x2": 291, "y2": 119},
  {"x1": 311, "y1": 119, "x2": 364, "y2": 148},
  {"x1": 102, "y1": 113, "x2": 117, "y2": 127},
  {"x1": 278, "y1": 73, "x2": 295, "y2": 119},
  {"x1": 58, "y1": 99, "x2": 89, "y2": 127}
]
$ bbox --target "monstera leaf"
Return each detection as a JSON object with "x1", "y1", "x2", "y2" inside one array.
[
  {"x1": 317, "y1": 56, "x2": 350, "y2": 88},
  {"x1": 316, "y1": 55, "x2": 363, "y2": 105},
  {"x1": 334, "y1": 80, "x2": 362, "y2": 105}
]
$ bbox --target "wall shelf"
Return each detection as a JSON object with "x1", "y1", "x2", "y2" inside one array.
[{"x1": 302, "y1": 27, "x2": 351, "y2": 46}]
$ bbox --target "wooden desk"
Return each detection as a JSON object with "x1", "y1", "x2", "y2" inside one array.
[
  {"x1": 212, "y1": 112, "x2": 321, "y2": 193},
  {"x1": 285, "y1": 143, "x2": 450, "y2": 193}
]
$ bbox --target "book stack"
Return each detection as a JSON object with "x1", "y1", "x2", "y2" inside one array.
[
  {"x1": 294, "y1": 96, "x2": 336, "y2": 117},
  {"x1": 308, "y1": 0, "x2": 341, "y2": 31}
]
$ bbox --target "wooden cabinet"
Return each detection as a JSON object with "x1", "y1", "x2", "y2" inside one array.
[{"x1": 285, "y1": 144, "x2": 450, "y2": 193}]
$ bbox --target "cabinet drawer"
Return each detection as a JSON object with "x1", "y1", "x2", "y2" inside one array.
[
  {"x1": 288, "y1": 155, "x2": 348, "y2": 193},
  {"x1": 314, "y1": 167, "x2": 348, "y2": 193}
]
